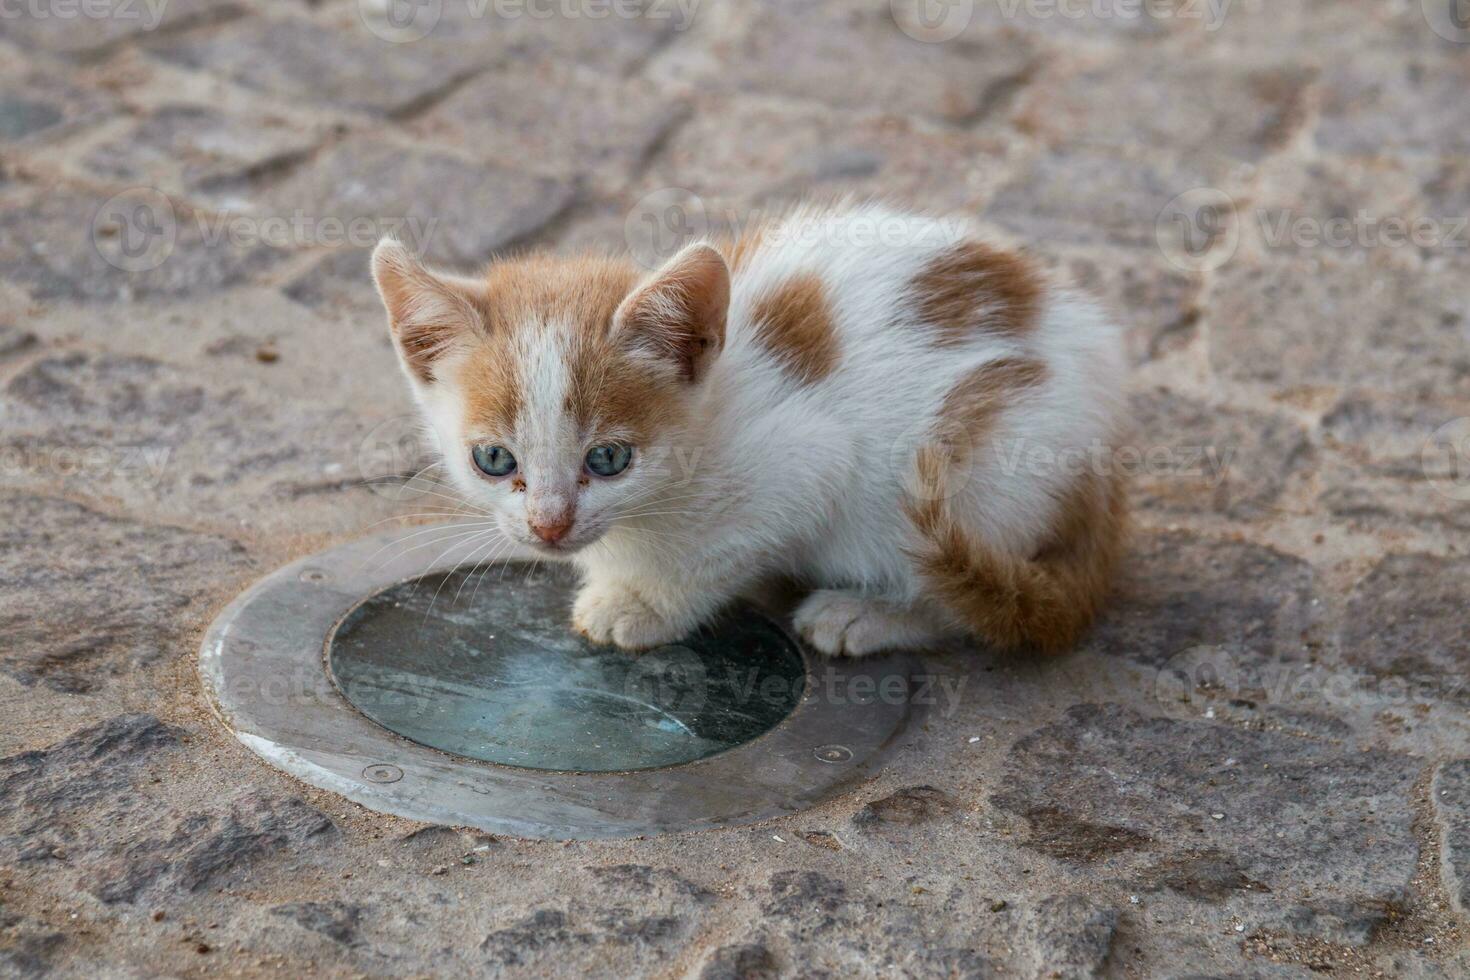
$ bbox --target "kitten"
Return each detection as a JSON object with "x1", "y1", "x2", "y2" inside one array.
[{"x1": 372, "y1": 203, "x2": 1128, "y2": 657}]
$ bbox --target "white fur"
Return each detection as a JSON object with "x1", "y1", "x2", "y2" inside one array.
[{"x1": 396, "y1": 204, "x2": 1127, "y2": 656}]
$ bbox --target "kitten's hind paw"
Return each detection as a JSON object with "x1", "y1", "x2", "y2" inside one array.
[
  {"x1": 793, "y1": 590, "x2": 943, "y2": 658},
  {"x1": 573, "y1": 582, "x2": 688, "y2": 651}
]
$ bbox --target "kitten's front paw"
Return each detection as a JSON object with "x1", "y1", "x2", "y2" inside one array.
[{"x1": 573, "y1": 583, "x2": 688, "y2": 651}]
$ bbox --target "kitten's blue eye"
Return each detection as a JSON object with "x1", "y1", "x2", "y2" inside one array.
[
  {"x1": 585, "y1": 444, "x2": 633, "y2": 477},
  {"x1": 471, "y1": 445, "x2": 516, "y2": 477}
]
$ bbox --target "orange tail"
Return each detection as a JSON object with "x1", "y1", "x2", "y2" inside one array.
[{"x1": 902, "y1": 446, "x2": 1128, "y2": 653}]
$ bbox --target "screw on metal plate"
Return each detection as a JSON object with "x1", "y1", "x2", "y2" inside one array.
[
  {"x1": 300, "y1": 567, "x2": 332, "y2": 584},
  {"x1": 813, "y1": 744, "x2": 852, "y2": 764},
  {"x1": 363, "y1": 764, "x2": 403, "y2": 784}
]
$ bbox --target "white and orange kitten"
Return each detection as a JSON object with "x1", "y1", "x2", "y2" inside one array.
[{"x1": 372, "y1": 203, "x2": 1128, "y2": 657}]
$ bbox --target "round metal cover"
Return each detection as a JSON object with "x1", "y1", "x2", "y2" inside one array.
[
  {"x1": 329, "y1": 566, "x2": 809, "y2": 773},
  {"x1": 199, "y1": 529, "x2": 919, "y2": 840}
]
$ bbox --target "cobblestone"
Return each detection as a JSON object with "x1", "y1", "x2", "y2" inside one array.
[
  {"x1": 146, "y1": 15, "x2": 468, "y2": 118},
  {"x1": 77, "y1": 103, "x2": 329, "y2": 208},
  {"x1": 261, "y1": 138, "x2": 575, "y2": 265}
]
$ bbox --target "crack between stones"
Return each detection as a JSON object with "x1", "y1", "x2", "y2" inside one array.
[
  {"x1": 386, "y1": 64, "x2": 495, "y2": 124},
  {"x1": 953, "y1": 58, "x2": 1043, "y2": 131},
  {"x1": 66, "y1": 1, "x2": 249, "y2": 65}
]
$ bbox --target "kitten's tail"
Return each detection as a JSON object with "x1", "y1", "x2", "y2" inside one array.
[{"x1": 902, "y1": 446, "x2": 1128, "y2": 653}]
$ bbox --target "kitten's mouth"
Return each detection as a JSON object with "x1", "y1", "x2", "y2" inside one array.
[
  {"x1": 520, "y1": 521, "x2": 605, "y2": 556},
  {"x1": 526, "y1": 536, "x2": 585, "y2": 557}
]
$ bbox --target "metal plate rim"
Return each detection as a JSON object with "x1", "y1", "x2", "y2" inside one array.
[{"x1": 199, "y1": 526, "x2": 920, "y2": 840}]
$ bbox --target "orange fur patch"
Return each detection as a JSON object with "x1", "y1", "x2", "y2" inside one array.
[
  {"x1": 716, "y1": 220, "x2": 769, "y2": 274},
  {"x1": 451, "y1": 252, "x2": 703, "y2": 443},
  {"x1": 930, "y1": 357, "x2": 1048, "y2": 468},
  {"x1": 910, "y1": 241, "x2": 1042, "y2": 344},
  {"x1": 374, "y1": 243, "x2": 485, "y2": 384},
  {"x1": 458, "y1": 342, "x2": 524, "y2": 438},
  {"x1": 480, "y1": 253, "x2": 640, "y2": 339},
  {"x1": 751, "y1": 273, "x2": 840, "y2": 385},
  {"x1": 567, "y1": 339, "x2": 686, "y2": 444},
  {"x1": 904, "y1": 447, "x2": 1128, "y2": 654},
  {"x1": 396, "y1": 323, "x2": 449, "y2": 383},
  {"x1": 615, "y1": 244, "x2": 728, "y2": 384},
  {"x1": 456, "y1": 254, "x2": 642, "y2": 436},
  {"x1": 903, "y1": 356, "x2": 1125, "y2": 653}
]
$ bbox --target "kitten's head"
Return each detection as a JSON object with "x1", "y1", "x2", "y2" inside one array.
[{"x1": 372, "y1": 239, "x2": 728, "y2": 555}]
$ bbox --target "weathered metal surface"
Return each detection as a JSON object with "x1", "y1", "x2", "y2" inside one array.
[
  {"x1": 330, "y1": 565, "x2": 808, "y2": 772},
  {"x1": 199, "y1": 528, "x2": 918, "y2": 839}
]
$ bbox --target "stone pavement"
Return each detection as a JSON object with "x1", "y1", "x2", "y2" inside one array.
[{"x1": 2, "y1": 0, "x2": 1469, "y2": 976}]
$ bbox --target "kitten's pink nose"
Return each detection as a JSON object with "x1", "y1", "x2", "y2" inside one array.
[{"x1": 530, "y1": 517, "x2": 573, "y2": 544}]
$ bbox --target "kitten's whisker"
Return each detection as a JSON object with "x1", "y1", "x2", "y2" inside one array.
[
  {"x1": 613, "y1": 511, "x2": 702, "y2": 526},
  {"x1": 622, "y1": 484, "x2": 711, "y2": 504},
  {"x1": 422, "y1": 527, "x2": 495, "y2": 573},
  {"x1": 613, "y1": 489, "x2": 716, "y2": 514},
  {"x1": 358, "y1": 471, "x2": 458, "y2": 505},
  {"x1": 615, "y1": 503, "x2": 705, "y2": 521},
  {"x1": 451, "y1": 533, "x2": 515, "y2": 607},
  {"x1": 612, "y1": 527, "x2": 696, "y2": 549},
  {"x1": 615, "y1": 519, "x2": 694, "y2": 535},
  {"x1": 608, "y1": 509, "x2": 701, "y2": 530},
  {"x1": 365, "y1": 517, "x2": 496, "y2": 552},
  {"x1": 359, "y1": 510, "x2": 483, "y2": 531},
  {"x1": 615, "y1": 530, "x2": 700, "y2": 560},
  {"x1": 469, "y1": 537, "x2": 523, "y2": 602},
  {"x1": 369, "y1": 483, "x2": 480, "y2": 509},
  {"x1": 613, "y1": 498, "x2": 709, "y2": 520},
  {"x1": 363, "y1": 519, "x2": 486, "y2": 556},
  {"x1": 425, "y1": 528, "x2": 504, "y2": 618},
  {"x1": 607, "y1": 480, "x2": 693, "y2": 510},
  {"x1": 615, "y1": 506, "x2": 702, "y2": 518},
  {"x1": 353, "y1": 458, "x2": 445, "y2": 491},
  {"x1": 607, "y1": 523, "x2": 691, "y2": 558},
  {"x1": 369, "y1": 522, "x2": 501, "y2": 571}
]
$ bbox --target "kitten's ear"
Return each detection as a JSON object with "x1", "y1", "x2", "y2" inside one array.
[
  {"x1": 371, "y1": 238, "x2": 483, "y2": 384},
  {"x1": 613, "y1": 243, "x2": 729, "y2": 383}
]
